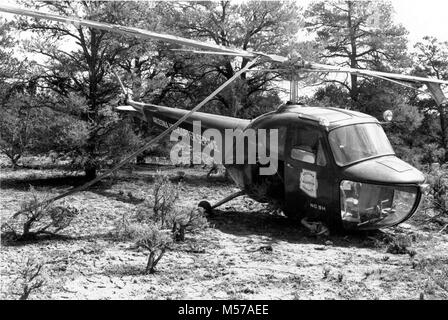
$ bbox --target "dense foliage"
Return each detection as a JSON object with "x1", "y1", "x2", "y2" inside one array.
[{"x1": 0, "y1": 0, "x2": 446, "y2": 171}]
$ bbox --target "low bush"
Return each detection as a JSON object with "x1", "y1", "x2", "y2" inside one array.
[
  {"x1": 7, "y1": 256, "x2": 48, "y2": 300},
  {"x1": 130, "y1": 223, "x2": 173, "y2": 274},
  {"x1": 114, "y1": 173, "x2": 208, "y2": 274},
  {"x1": 386, "y1": 234, "x2": 413, "y2": 255},
  {"x1": 134, "y1": 175, "x2": 180, "y2": 228},
  {"x1": 1, "y1": 186, "x2": 81, "y2": 242},
  {"x1": 170, "y1": 207, "x2": 209, "y2": 242},
  {"x1": 423, "y1": 164, "x2": 448, "y2": 220}
]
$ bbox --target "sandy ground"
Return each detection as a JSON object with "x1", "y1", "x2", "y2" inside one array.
[{"x1": 1, "y1": 163, "x2": 448, "y2": 300}]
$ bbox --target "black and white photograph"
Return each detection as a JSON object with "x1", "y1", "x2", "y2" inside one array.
[{"x1": 0, "y1": 0, "x2": 447, "y2": 303}]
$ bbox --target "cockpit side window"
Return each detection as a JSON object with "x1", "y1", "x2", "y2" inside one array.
[{"x1": 290, "y1": 126, "x2": 327, "y2": 166}]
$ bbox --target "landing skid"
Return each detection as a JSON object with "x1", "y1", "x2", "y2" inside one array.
[{"x1": 198, "y1": 190, "x2": 245, "y2": 214}]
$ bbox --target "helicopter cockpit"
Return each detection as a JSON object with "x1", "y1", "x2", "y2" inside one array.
[
  {"x1": 328, "y1": 123, "x2": 395, "y2": 166},
  {"x1": 329, "y1": 123, "x2": 425, "y2": 229},
  {"x1": 245, "y1": 105, "x2": 427, "y2": 230}
]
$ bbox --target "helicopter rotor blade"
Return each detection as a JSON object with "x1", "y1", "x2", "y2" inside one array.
[
  {"x1": 306, "y1": 63, "x2": 448, "y2": 86},
  {"x1": 0, "y1": 4, "x2": 255, "y2": 59},
  {"x1": 292, "y1": 63, "x2": 448, "y2": 103},
  {"x1": 170, "y1": 49, "x2": 250, "y2": 56},
  {"x1": 1, "y1": 4, "x2": 447, "y2": 100},
  {"x1": 425, "y1": 82, "x2": 448, "y2": 106}
]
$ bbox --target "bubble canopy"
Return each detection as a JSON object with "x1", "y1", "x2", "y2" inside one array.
[{"x1": 329, "y1": 123, "x2": 395, "y2": 167}]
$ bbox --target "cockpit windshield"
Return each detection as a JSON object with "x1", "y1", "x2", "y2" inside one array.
[{"x1": 329, "y1": 123, "x2": 394, "y2": 166}]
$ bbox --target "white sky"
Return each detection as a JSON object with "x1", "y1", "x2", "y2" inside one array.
[
  {"x1": 294, "y1": 0, "x2": 448, "y2": 45},
  {"x1": 392, "y1": 0, "x2": 448, "y2": 44}
]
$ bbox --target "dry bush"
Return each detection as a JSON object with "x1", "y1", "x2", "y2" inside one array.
[
  {"x1": 152, "y1": 174, "x2": 180, "y2": 228},
  {"x1": 112, "y1": 212, "x2": 133, "y2": 241},
  {"x1": 170, "y1": 207, "x2": 209, "y2": 242},
  {"x1": 133, "y1": 175, "x2": 180, "y2": 227},
  {"x1": 130, "y1": 223, "x2": 173, "y2": 274},
  {"x1": 424, "y1": 164, "x2": 448, "y2": 219},
  {"x1": 133, "y1": 174, "x2": 208, "y2": 240},
  {"x1": 386, "y1": 234, "x2": 413, "y2": 255},
  {"x1": 7, "y1": 256, "x2": 48, "y2": 300},
  {"x1": 113, "y1": 173, "x2": 208, "y2": 274},
  {"x1": 1, "y1": 186, "x2": 81, "y2": 242},
  {"x1": 113, "y1": 214, "x2": 173, "y2": 274},
  {"x1": 133, "y1": 199, "x2": 156, "y2": 225}
]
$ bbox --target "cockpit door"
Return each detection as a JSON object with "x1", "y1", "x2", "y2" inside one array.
[{"x1": 284, "y1": 124, "x2": 333, "y2": 220}]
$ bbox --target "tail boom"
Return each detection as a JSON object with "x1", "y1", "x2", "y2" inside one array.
[{"x1": 127, "y1": 100, "x2": 250, "y2": 134}]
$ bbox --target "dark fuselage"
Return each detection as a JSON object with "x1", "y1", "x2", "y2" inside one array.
[{"x1": 133, "y1": 102, "x2": 426, "y2": 230}]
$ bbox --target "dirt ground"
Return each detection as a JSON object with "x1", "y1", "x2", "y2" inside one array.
[{"x1": 1, "y1": 160, "x2": 448, "y2": 300}]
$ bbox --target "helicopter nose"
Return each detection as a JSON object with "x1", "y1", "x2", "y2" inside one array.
[
  {"x1": 341, "y1": 155, "x2": 425, "y2": 185},
  {"x1": 339, "y1": 155, "x2": 426, "y2": 230}
]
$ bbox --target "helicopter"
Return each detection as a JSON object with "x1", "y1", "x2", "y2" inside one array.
[{"x1": 1, "y1": 4, "x2": 447, "y2": 231}]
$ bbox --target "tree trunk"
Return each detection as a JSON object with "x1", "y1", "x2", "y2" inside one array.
[
  {"x1": 136, "y1": 154, "x2": 145, "y2": 164},
  {"x1": 189, "y1": 139, "x2": 195, "y2": 168},
  {"x1": 11, "y1": 159, "x2": 19, "y2": 171},
  {"x1": 146, "y1": 252, "x2": 155, "y2": 274},
  {"x1": 347, "y1": 1, "x2": 359, "y2": 104},
  {"x1": 347, "y1": 1, "x2": 358, "y2": 104},
  {"x1": 439, "y1": 105, "x2": 448, "y2": 161},
  {"x1": 7, "y1": 153, "x2": 21, "y2": 170},
  {"x1": 84, "y1": 166, "x2": 97, "y2": 180},
  {"x1": 19, "y1": 287, "x2": 30, "y2": 300},
  {"x1": 349, "y1": 74, "x2": 358, "y2": 103}
]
